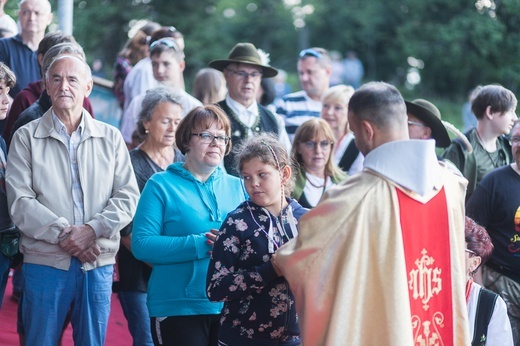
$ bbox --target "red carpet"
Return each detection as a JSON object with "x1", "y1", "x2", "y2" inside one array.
[{"x1": 0, "y1": 273, "x2": 133, "y2": 345}]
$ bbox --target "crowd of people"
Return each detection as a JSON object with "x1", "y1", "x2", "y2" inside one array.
[{"x1": 0, "y1": 0, "x2": 518, "y2": 345}]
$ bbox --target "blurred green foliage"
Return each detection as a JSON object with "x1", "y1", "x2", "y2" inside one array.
[{"x1": 4, "y1": 0, "x2": 518, "y2": 128}]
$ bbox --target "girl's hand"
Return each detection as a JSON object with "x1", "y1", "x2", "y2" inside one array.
[{"x1": 206, "y1": 228, "x2": 219, "y2": 254}]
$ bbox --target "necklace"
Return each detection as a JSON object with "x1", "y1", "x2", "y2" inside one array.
[
  {"x1": 475, "y1": 129, "x2": 502, "y2": 168},
  {"x1": 306, "y1": 172, "x2": 327, "y2": 188},
  {"x1": 151, "y1": 153, "x2": 173, "y2": 169}
]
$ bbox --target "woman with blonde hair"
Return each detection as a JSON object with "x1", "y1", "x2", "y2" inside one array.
[
  {"x1": 321, "y1": 84, "x2": 364, "y2": 175},
  {"x1": 192, "y1": 67, "x2": 226, "y2": 105},
  {"x1": 291, "y1": 118, "x2": 346, "y2": 208}
]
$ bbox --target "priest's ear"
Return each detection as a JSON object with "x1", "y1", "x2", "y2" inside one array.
[
  {"x1": 360, "y1": 119, "x2": 375, "y2": 142},
  {"x1": 349, "y1": 119, "x2": 376, "y2": 156}
]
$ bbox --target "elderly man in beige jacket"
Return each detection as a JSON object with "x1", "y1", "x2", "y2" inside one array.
[{"x1": 6, "y1": 54, "x2": 139, "y2": 345}]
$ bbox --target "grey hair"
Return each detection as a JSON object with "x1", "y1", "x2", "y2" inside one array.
[
  {"x1": 19, "y1": 0, "x2": 52, "y2": 12},
  {"x1": 42, "y1": 42, "x2": 86, "y2": 77},
  {"x1": 136, "y1": 87, "x2": 183, "y2": 138},
  {"x1": 45, "y1": 54, "x2": 92, "y2": 82}
]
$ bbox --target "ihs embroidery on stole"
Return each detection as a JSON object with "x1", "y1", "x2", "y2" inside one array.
[{"x1": 408, "y1": 248, "x2": 445, "y2": 345}]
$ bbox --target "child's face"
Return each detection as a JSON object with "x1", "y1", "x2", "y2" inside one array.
[
  {"x1": 241, "y1": 157, "x2": 283, "y2": 215},
  {"x1": 0, "y1": 81, "x2": 10, "y2": 120}
]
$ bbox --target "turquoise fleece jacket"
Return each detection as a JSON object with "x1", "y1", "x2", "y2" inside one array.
[{"x1": 132, "y1": 163, "x2": 246, "y2": 317}]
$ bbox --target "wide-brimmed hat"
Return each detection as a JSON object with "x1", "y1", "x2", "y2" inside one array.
[
  {"x1": 405, "y1": 99, "x2": 451, "y2": 148},
  {"x1": 209, "y1": 43, "x2": 278, "y2": 78}
]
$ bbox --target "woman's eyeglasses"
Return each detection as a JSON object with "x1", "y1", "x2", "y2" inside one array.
[
  {"x1": 191, "y1": 132, "x2": 230, "y2": 145},
  {"x1": 301, "y1": 140, "x2": 332, "y2": 150}
]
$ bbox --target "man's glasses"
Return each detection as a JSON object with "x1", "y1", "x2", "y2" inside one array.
[
  {"x1": 407, "y1": 120, "x2": 427, "y2": 127},
  {"x1": 225, "y1": 68, "x2": 262, "y2": 80},
  {"x1": 191, "y1": 132, "x2": 230, "y2": 145},
  {"x1": 299, "y1": 48, "x2": 322, "y2": 59},
  {"x1": 150, "y1": 38, "x2": 180, "y2": 52},
  {"x1": 301, "y1": 140, "x2": 332, "y2": 150},
  {"x1": 465, "y1": 248, "x2": 477, "y2": 257}
]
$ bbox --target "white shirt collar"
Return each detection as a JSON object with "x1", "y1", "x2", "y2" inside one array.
[
  {"x1": 225, "y1": 94, "x2": 259, "y2": 128},
  {"x1": 363, "y1": 139, "x2": 440, "y2": 196}
]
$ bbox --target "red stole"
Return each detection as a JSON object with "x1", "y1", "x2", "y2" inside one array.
[{"x1": 397, "y1": 187, "x2": 453, "y2": 346}]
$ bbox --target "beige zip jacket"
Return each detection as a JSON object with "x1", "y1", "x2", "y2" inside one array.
[{"x1": 6, "y1": 108, "x2": 139, "y2": 271}]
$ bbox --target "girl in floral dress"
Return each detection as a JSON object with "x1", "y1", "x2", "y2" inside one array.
[{"x1": 206, "y1": 133, "x2": 308, "y2": 345}]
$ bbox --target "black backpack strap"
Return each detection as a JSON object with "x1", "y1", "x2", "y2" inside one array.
[
  {"x1": 338, "y1": 140, "x2": 360, "y2": 173},
  {"x1": 472, "y1": 288, "x2": 498, "y2": 346}
]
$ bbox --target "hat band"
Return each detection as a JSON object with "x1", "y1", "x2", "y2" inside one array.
[{"x1": 228, "y1": 55, "x2": 262, "y2": 64}]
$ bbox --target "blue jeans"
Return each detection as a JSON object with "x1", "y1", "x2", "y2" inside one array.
[
  {"x1": 0, "y1": 252, "x2": 10, "y2": 310},
  {"x1": 22, "y1": 258, "x2": 113, "y2": 346},
  {"x1": 118, "y1": 291, "x2": 153, "y2": 346}
]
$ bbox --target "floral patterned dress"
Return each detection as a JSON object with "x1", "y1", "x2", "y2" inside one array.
[{"x1": 207, "y1": 198, "x2": 307, "y2": 345}]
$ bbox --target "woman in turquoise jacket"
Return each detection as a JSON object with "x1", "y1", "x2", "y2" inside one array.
[{"x1": 132, "y1": 105, "x2": 246, "y2": 346}]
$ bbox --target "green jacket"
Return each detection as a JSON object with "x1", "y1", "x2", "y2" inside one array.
[
  {"x1": 441, "y1": 128, "x2": 512, "y2": 199},
  {"x1": 292, "y1": 167, "x2": 346, "y2": 201}
]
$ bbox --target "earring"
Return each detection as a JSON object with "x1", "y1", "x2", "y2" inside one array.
[{"x1": 145, "y1": 129, "x2": 149, "y2": 134}]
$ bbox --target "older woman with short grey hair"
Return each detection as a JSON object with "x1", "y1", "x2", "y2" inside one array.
[{"x1": 114, "y1": 87, "x2": 184, "y2": 346}]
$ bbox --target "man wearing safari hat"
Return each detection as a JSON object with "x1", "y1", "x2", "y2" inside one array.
[
  {"x1": 405, "y1": 98, "x2": 451, "y2": 147},
  {"x1": 209, "y1": 42, "x2": 290, "y2": 176}
]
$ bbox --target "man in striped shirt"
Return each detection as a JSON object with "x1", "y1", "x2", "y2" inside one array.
[{"x1": 277, "y1": 47, "x2": 331, "y2": 141}]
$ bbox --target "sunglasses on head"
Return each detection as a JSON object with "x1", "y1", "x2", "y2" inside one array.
[
  {"x1": 299, "y1": 48, "x2": 322, "y2": 59},
  {"x1": 150, "y1": 38, "x2": 180, "y2": 52}
]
